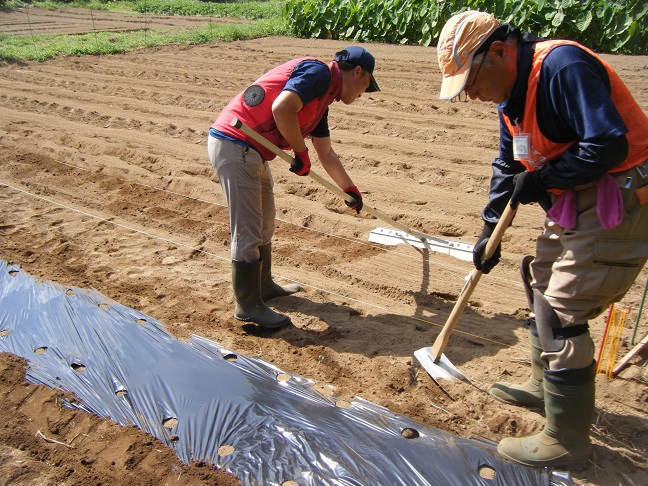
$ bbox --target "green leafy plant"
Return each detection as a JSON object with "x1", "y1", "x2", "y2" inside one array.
[{"x1": 284, "y1": 0, "x2": 647, "y2": 54}]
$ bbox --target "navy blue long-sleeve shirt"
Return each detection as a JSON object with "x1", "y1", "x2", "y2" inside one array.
[{"x1": 483, "y1": 37, "x2": 630, "y2": 224}]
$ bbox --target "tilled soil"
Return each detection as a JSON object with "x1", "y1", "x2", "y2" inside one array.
[{"x1": 1, "y1": 8, "x2": 647, "y2": 486}]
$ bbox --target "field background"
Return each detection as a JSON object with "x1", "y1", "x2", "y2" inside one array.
[{"x1": 1, "y1": 6, "x2": 647, "y2": 486}]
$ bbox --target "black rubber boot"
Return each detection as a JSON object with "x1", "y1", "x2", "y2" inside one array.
[
  {"x1": 232, "y1": 260, "x2": 291, "y2": 328},
  {"x1": 489, "y1": 330, "x2": 545, "y2": 409},
  {"x1": 259, "y1": 243, "x2": 300, "y2": 301},
  {"x1": 497, "y1": 362, "x2": 595, "y2": 467}
]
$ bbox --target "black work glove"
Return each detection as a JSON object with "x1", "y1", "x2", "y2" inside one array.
[
  {"x1": 473, "y1": 223, "x2": 501, "y2": 274},
  {"x1": 510, "y1": 171, "x2": 546, "y2": 209},
  {"x1": 344, "y1": 185, "x2": 363, "y2": 213},
  {"x1": 289, "y1": 149, "x2": 311, "y2": 176}
]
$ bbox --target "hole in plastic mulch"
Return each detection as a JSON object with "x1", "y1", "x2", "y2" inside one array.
[
  {"x1": 71, "y1": 362, "x2": 86, "y2": 372},
  {"x1": 478, "y1": 465, "x2": 497, "y2": 480},
  {"x1": 34, "y1": 347, "x2": 48, "y2": 355},
  {"x1": 276, "y1": 373, "x2": 291, "y2": 383},
  {"x1": 401, "y1": 427, "x2": 419, "y2": 439},
  {"x1": 162, "y1": 417, "x2": 178, "y2": 429},
  {"x1": 218, "y1": 445, "x2": 235, "y2": 456}
]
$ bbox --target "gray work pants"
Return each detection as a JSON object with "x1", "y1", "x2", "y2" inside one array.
[{"x1": 208, "y1": 136, "x2": 275, "y2": 262}]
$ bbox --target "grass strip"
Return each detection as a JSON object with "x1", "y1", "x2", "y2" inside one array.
[{"x1": 0, "y1": 18, "x2": 286, "y2": 63}]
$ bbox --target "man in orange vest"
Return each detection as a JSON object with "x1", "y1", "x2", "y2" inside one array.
[
  {"x1": 208, "y1": 47, "x2": 379, "y2": 329},
  {"x1": 437, "y1": 11, "x2": 648, "y2": 468}
]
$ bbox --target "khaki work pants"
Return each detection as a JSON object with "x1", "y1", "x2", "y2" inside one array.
[{"x1": 531, "y1": 163, "x2": 648, "y2": 369}]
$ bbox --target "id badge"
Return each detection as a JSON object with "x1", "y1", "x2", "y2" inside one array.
[{"x1": 513, "y1": 133, "x2": 530, "y2": 161}]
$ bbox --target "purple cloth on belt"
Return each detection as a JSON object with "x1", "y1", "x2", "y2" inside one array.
[{"x1": 547, "y1": 173, "x2": 623, "y2": 230}]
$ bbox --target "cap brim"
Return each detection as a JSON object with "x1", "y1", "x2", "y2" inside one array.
[
  {"x1": 439, "y1": 61, "x2": 470, "y2": 100},
  {"x1": 365, "y1": 74, "x2": 380, "y2": 93}
]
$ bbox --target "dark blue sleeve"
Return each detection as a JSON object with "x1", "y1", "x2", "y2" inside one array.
[
  {"x1": 284, "y1": 60, "x2": 331, "y2": 107},
  {"x1": 535, "y1": 45, "x2": 629, "y2": 190},
  {"x1": 310, "y1": 108, "x2": 330, "y2": 138},
  {"x1": 482, "y1": 112, "x2": 526, "y2": 225}
]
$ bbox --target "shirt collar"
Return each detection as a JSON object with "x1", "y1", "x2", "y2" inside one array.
[{"x1": 498, "y1": 34, "x2": 543, "y2": 121}]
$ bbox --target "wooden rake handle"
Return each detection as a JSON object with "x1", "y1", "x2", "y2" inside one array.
[
  {"x1": 430, "y1": 203, "x2": 517, "y2": 361},
  {"x1": 230, "y1": 118, "x2": 426, "y2": 239}
]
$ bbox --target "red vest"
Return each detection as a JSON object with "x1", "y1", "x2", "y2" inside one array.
[
  {"x1": 212, "y1": 58, "x2": 343, "y2": 160},
  {"x1": 503, "y1": 40, "x2": 648, "y2": 193}
]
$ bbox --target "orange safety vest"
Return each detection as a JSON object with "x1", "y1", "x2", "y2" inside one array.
[
  {"x1": 503, "y1": 40, "x2": 648, "y2": 192},
  {"x1": 212, "y1": 58, "x2": 342, "y2": 161}
]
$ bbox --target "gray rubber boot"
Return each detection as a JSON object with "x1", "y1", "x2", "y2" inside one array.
[
  {"x1": 489, "y1": 329, "x2": 545, "y2": 409},
  {"x1": 497, "y1": 362, "x2": 595, "y2": 467},
  {"x1": 259, "y1": 243, "x2": 300, "y2": 301},
  {"x1": 232, "y1": 260, "x2": 291, "y2": 328}
]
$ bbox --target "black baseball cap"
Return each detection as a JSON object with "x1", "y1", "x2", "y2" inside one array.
[{"x1": 335, "y1": 46, "x2": 380, "y2": 92}]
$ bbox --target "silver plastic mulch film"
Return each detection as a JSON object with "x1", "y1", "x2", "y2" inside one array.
[{"x1": 0, "y1": 259, "x2": 573, "y2": 486}]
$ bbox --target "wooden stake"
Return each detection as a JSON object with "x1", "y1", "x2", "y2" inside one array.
[{"x1": 612, "y1": 332, "x2": 648, "y2": 377}]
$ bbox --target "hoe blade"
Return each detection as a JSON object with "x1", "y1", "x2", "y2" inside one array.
[{"x1": 368, "y1": 227, "x2": 473, "y2": 262}]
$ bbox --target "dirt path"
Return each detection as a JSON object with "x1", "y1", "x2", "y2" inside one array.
[{"x1": 1, "y1": 8, "x2": 647, "y2": 486}]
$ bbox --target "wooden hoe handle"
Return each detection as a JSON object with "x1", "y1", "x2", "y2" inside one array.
[
  {"x1": 230, "y1": 118, "x2": 426, "y2": 239},
  {"x1": 430, "y1": 203, "x2": 517, "y2": 361}
]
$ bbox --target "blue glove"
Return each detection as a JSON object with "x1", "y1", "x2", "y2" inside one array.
[
  {"x1": 510, "y1": 171, "x2": 546, "y2": 209},
  {"x1": 473, "y1": 223, "x2": 500, "y2": 274}
]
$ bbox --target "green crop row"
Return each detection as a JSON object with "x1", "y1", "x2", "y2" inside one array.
[
  {"x1": 0, "y1": 1, "x2": 287, "y2": 63},
  {"x1": 129, "y1": 0, "x2": 283, "y2": 20},
  {"x1": 3, "y1": 0, "x2": 284, "y2": 20},
  {"x1": 284, "y1": 0, "x2": 648, "y2": 54}
]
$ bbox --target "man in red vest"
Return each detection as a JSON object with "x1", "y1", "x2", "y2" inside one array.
[
  {"x1": 437, "y1": 11, "x2": 648, "y2": 468},
  {"x1": 208, "y1": 46, "x2": 379, "y2": 329}
]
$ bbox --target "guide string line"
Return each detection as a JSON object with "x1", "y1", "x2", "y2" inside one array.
[{"x1": 0, "y1": 177, "x2": 511, "y2": 347}]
